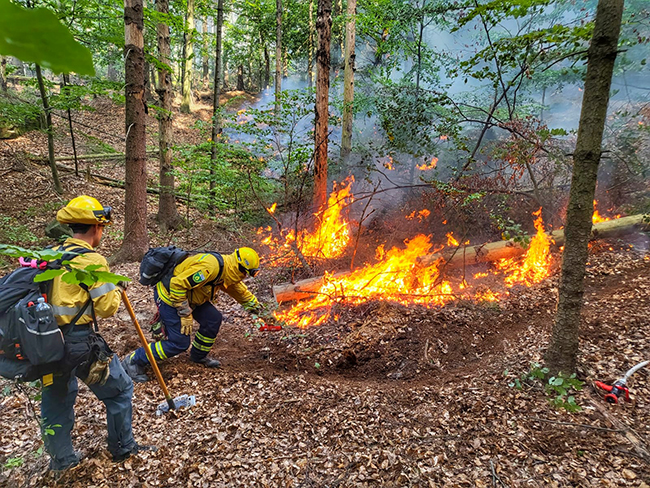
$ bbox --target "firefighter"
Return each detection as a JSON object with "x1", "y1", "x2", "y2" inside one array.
[
  {"x1": 44, "y1": 196, "x2": 151, "y2": 471},
  {"x1": 121, "y1": 247, "x2": 264, "y2": 382}
]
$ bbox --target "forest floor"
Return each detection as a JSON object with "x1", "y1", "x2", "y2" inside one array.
[{"x1": 0, "y1": 93, "x2": 649, "y2": 487}]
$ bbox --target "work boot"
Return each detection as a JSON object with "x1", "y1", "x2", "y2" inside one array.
[
  {"x1": 112, "y1": 443, "x2": 157, "y2": 462},
  {"x1": 191, "y1": 356, "x2": 221, "y2": 368},
  {"x1": 121, "y1": 353, "x2": 149, "y2": 383}
]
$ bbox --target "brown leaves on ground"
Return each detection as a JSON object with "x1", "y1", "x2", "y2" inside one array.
[{"x1": 1, "y1": 242, "x2": 650, "y2": 487}]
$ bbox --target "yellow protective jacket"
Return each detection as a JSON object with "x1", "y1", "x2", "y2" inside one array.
[
  {"x1": 156, "y1": 252, "x2": 259, "y2": 311},
  {"x1": 50, "y1": 238, "x2": 121, "y2": 326}
]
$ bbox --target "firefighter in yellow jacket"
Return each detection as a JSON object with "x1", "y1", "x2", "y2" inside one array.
[
  {"x1": 122, "y1": 248, "x2": 261, "y2": 382},
  {"x1": 43, "y1": 196, "x2": 148, "y2": 471}
]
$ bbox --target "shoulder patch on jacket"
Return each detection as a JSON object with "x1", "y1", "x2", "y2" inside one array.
[{"x1": 188, "y1": 271, "x2": 206, "y2": 286}]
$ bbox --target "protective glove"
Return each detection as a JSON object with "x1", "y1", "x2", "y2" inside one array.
[
  {"x1": 241, "y1": 298, "x2": 260, "y2": 314},
  {"x1": 84, "y1": 357, "x2": 111, "y2": 385},
  {"x1": 180, "y1": 315, "x2": 193, "y2": 335},
  {"x1": 117, "y1": 280, "x2": 129, "y2": 292},
  {"x1": 174, "y1": 300, "x2": 192, "y2": 317}
]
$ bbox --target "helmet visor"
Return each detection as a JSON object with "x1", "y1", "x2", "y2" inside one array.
[
  {"x1": 93, "y1": 206, "x2": 112, "y2": 224},
  {"x1": 238, "y1": 263, "x2": 259, "y2": 277}
]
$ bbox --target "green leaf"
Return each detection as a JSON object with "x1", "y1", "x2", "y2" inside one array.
[
  {"x1": 33, "y1": 268, "x2": 66, "y2": 282},
  {"x1": 0, "y1": 0, "x2": 95, "y2": 76}
]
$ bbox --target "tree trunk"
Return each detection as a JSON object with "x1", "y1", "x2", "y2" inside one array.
[
  {"x1": 237, "y1": 64, "x2": 244, "y2": 90},
  {"x1": 155, "y1": 0, "x2": 182, "y2": 231},
  {"x1": 114, "y1": 0, "x2": 149, "y2": 263},
  {"x1": 61, "y1": 74, "x2": 79, "y2": 176},
  {"x1": 35, "y1": 64, "x2": 62, "y2": 194},
  {"x1": 308, "y1": 0, "x2": 314, "y2": 88},
  {"x1": 314, "y1": 0, "x2": 332, "y2": 210},
  {"x1": 202, "y1": 16, "x2": 210, "y2": 89},
  {"x1": 263, "y1": 43, "x2": 270, "y2": 90},
  {"x1": 275, "y1": 0, "x2": 283, "y2": 113},
  {"x1": 210, "y1": 0, "x2": 224, "y2": 196},
  {"x1": 544, "y1": 0, "x2": 625, "y2": 375},
  {"x1": 340, "y1": 0, "x2": 356, "y2": 162},
  {"x1": 0, "y1": 56, "x2": 7, "y2": 92},
  {"x1": 180, "y1": 0, "x2": 195, "y2": 113}
]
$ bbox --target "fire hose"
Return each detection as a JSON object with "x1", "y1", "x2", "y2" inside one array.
[{"x1": 595, "y1": 360, "x2": 649, "y2": 404}]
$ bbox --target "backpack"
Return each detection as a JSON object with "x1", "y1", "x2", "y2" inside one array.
[
  {"x1": 0, "y1": 245, "x2": 94, "y2": 380},
  {"x1": 139, "y1": 247, "x2": 224, "y2": 289},
  {"x1": 139, "y1": 246, "x2": 190, "y2": 288}
]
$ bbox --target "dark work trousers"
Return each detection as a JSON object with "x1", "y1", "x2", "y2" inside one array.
[
  {"x1": 131, "y1": 289, "x2": 223, "y2": 365},
  {"x1": 41, "y1": 327, "x2": 135, "y2": 470}
]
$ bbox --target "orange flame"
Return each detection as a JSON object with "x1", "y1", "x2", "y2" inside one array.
[
  {"x1": 275, "y1": 235, "x2": 453, "y2": 328},
  {"x1": 446, "y1": 232, "x2": 460, "y2": 247},
  {"x1": 496, "y1": 208, "x2": 552, "y2": 287},
  {"x1": 417, "y1": 157, "x2": 438, "y2": 170},
  {"x1": 592, "y1": 200, "x2": 621, "y2": 224},
  {"x1": 259, "y1": 177, "x2": 354, "y2": 261},
  {"x1": 267, "y1": 203, "x2": 277, "y2": 214},
  {"x1": 383, "y1": 156, "x2": 395, "y2": 170}
]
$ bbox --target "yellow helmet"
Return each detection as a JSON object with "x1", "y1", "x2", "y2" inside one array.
[
  {"x1": 56, "y1": 195, "x2": 112, "y2": 225},
  {"x1": 235, "y1": 247, "x2": 260, "y2": 277}
]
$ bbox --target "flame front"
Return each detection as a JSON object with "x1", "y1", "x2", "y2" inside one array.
[
  {"x1": 592, "y1": 200, "x2": 621, "y2": 224},
  {"x1": 275, "y1": 235, "x2": 454, "y2": 328},
  {"x1": 497, "y1": 208, "x2": 552, "y2": 287},
  {"x1": 258, "y1": 177, "x2": 354, "y2": 261}
]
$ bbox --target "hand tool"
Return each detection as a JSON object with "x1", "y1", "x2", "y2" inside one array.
[{"x1": 121, "y1": 290, "x2": 196, "y2": 415}]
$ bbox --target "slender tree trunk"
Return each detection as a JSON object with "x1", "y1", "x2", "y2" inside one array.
[
  {"x1": 156, "y1": 0, "x2": 181, "y2": 231},
  {"x1": 545, "y1": 0, "x2": 624, "y2": 375},
  {"x1": 0, "y1": 57, "x2": 7, "y2": 92},
  {"x1": 180, "y1": 0, "x2": 195, "y2": 113},
  {"x1": 275, "y1": 0, "x2": 283, "y2": 113},
  {"x1": 263, "y1": 44, "x2": 270, "y2": 89},
  {"x1": 237, "y1": 64, "x2": 244, "y2": 90},
  {"x1": 337, "y1": 0, "x2": 344, "y2": 58},
  {"x1": 210, "y1": 0, "x2": 224, "y2": 197},
  {"x1": 35, "y1": 64, "x2": 62, "y2": 194},
  {"x1": 308, "y1": 0, "x2": 314, "y2": 88},
  {"x1": 340, "y1": 0, "x2": 356, "y2": 162},
  {"x1": 115, "y1": 0, "x2": 149, "y2": 263},
  {"x1": 314, "y1": 0, "x2": 332, "y2": 210},
  {"x1": 202, "y1": 17, "x2": 210, "y2": 89},
  {"x1": 61, "y1": 74, "x2": 79, "y2": 176}
]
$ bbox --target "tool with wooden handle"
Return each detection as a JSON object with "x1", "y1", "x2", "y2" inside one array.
[{"x1": 121, "y1": 290, "x2": 195, "y2": 415}]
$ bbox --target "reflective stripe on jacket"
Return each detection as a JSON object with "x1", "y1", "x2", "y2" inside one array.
[
  {"x1": 156, "y1": 252, "x2": 258, "y2": 310},
  {"x1": 50, "y1": 238, "x2": 121, "y2": 325}
]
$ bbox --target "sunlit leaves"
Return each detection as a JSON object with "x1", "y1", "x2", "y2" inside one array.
[{"x1": 0, "y1": 0, "x2": 94, "y2": 75}]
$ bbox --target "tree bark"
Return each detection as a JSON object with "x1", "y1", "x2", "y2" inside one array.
[
  {"x1": 61, "y1": 74, "x2": 79, "y2": 176},
  {"x1": 202, "y1": 16, "x2": 210, "y2": 89},
  {"x1": 35, "y1": 64, "x2": 62, "y2": 194},
  {"x1": 114, "y1": 0, "x2": 149, "y2": 263},
  {"x1": 237, "y1": 64, "x2": 244, "y2": 90},
  {"x1": 340, "y1": 0, "x2": 356, "y2": 162},
  {"x1": 180, "y1": 0, "x2": 195, "y2": 113},
  {"x1": 263, "y1": 44, "x2": 270, "y2": 90},
  {"x1": 210, "y1": 0, "x2": 225, "y2": 197},
  {"x1": 314, "y1": 0, "x2": 332, "y2": 210},
  {"x1": 545, "y1": 0, "x2": 625, "y2": 375},
  {"x1": 308, "y1": 0, "x2": 314, "y2": 88},
  {"x1": 0, "y1": 56, "x2": 7, "y2": 92},
  {"x1": 155, "y1": 0, "x2": 182, "y2": 231},
  {"x1": 275, "y1": 0, "x2": 283, "y2": 113}
]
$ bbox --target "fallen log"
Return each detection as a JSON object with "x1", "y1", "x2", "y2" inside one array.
[
  {"x1": 28, "y1": 151, "x2": 158, "y2": 163},
  {"x1": 273, "y1": 214, "x2": 649, "y2": 303}
]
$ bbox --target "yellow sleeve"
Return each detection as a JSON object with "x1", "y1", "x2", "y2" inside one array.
[
  {"x1": 221, "y1": 281, "x2": 259, "y2": 312},
  {"x1": 168, "y1": 255, "x2": 221, "y2": 303},
  {"x1": 77, "y1": 253, "x2": 121, "y2": 319}
]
